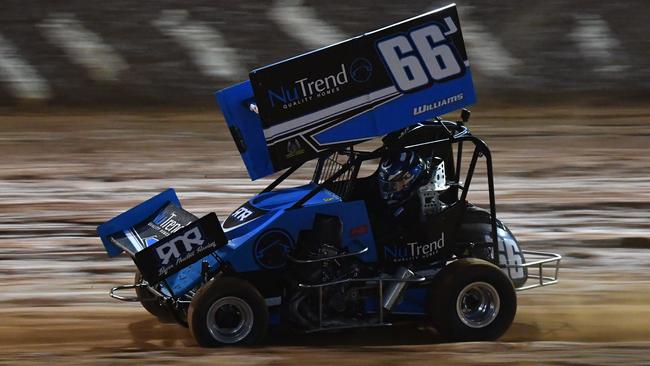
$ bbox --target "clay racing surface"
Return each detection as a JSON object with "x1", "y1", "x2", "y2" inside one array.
[{"x1": 1, "y1": 107, "x2": 649, "y2": 365}]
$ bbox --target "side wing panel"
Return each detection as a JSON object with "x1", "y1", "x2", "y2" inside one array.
[{"x1": 216, "y1": 81, "x2": 274, "y2": 180}]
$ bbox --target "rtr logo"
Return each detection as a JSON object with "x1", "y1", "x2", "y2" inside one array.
[
  {"x1": 155, "y1": 227, "x2": 204, "y2": 265},
  {"x1": 232, "y1": 206, "x2": 253, "y2": 222}
]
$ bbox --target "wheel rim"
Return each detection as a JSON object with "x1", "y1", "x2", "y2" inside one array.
[
  {"x1": 206, "y1": 296, "x2": 254, "y2": 344},
  {"x1": 456, "y1": 281, "x2": 500, "y2": 329}
]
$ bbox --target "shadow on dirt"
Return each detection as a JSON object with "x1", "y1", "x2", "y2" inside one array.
[
  {"x1": 124, "y1": 316, "x2": 445, "y2": 349},
  {"x1": 265, "y1": 322, "x2": 444, "y2": 347},
  {"x1": 127, "y1": 317, "x2": 194, "y2": 349},
  {"x1": 122, "y1": 313, "x2": 551, "y2": 348}
]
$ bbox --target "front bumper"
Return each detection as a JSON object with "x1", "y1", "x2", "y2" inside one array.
[{"x1": 505, "y1": 250, "x2": 562, "y2": 291}]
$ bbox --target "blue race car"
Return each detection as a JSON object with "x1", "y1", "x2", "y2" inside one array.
[{"x1": 97, "y1": 4, "x2": 561, "y2": 347}]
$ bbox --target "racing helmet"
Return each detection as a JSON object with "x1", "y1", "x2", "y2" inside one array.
[{"x1": 378, "y1": 150, "x2": 428, "y2": 204}]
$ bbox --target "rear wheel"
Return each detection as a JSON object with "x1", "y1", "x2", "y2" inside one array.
[
  {"x1": 188, "y1": 277, "x2": 268, "y2": 347},
  {"x1": 134, "y1": 271, "x2": 175, "y2": 322},
  {"x1": 430, "y1": 258, "x2": 516, "y2": 341}
]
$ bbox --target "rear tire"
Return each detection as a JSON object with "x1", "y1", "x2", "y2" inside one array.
[
  {"x1": 430, "y1": 258, "x2": 516, "y2": 341},
  {"x1": 134, "y1": 271, "x2": 175, "y2": 322},
  {"x1": 188, "y1": 277, "x2": 268, "y2": 347}
]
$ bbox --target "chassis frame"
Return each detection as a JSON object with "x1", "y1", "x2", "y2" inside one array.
[{"x1": 109, "y1": 117, "x2": 561, "y2": 333}]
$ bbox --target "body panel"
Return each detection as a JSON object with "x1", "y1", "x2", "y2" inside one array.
[{"x1": 223, "y1": 199, "x2": 377, "y2": 273}]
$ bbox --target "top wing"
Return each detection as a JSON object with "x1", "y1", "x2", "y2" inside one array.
[{"x1": 217, "y1": 3, "x2": 475, "y2": 180}]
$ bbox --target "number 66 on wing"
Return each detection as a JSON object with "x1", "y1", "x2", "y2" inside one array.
[{"x1": 377, "y1": 21, "x2": 465, "y2": 92}]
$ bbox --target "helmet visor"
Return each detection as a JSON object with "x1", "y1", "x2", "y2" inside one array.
[{"x1": 379, "y1": 171, "x2": 415, "y2": 196}]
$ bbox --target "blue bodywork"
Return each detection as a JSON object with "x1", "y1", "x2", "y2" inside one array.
[
  {"x1": 97, "y1": 185, "x2": 381, "y2": 302},
  {"x1": 221, "y1": 183, "x2": 378, "y2": 271},
  {"x1": 98, "y1": 185, "x2": 430, "y2": 319}
]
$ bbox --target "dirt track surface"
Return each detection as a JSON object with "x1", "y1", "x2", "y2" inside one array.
[{"x1": 1, "y1": 107, "x2": 650, "y2": 364}]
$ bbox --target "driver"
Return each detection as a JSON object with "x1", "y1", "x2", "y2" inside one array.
[
  {"x1": 375, "y1": 150, "x2": 432, "y2": 246},
  {"x1": 378, "y1": 150, "x2": 430, "y2": 208}
]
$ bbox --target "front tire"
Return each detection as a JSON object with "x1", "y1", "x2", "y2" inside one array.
[
  {"x1": 188, "y1": 277, "x2": 268, "y2": 347},
  {"x1": 430, "y1": 258, "x2": 516, "y2": 341}
]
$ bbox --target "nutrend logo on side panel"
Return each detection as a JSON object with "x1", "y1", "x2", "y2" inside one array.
[{"x1": 266, "y1": 64, "x2": 350, "y2": 110}]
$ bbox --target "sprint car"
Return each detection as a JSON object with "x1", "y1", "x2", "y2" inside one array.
[{"x1": 98, "y1": 4, "x2": 561, "y2": 346}]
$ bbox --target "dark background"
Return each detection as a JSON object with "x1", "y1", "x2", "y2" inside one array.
[{"x1": 0, "y1": 0, "x2": 648, "y2": 107}]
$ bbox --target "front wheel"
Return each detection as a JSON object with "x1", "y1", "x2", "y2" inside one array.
[
  {"x1": 429, "y1": 258, "x2": 516, "y2": 341},
  {"x1": 188, "y1": 277, "x2": 268, "y2": 347}
]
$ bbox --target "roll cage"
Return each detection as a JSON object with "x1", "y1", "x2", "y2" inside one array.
[{"x1": 260, "y1": 116, "x2": 501, "y2": 264}]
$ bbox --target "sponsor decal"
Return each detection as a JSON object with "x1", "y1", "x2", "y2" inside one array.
[
  {"x1": 349, "y1": 58, "x2": 373, "y2": 83},
  {"x1": 154, "y1": 226, "x2": 220, "y2": 278},
  {"x1": 384, "y1": 233, "x2": 445, "y2": 263},
  {"x1": 155, "y1": 226, "x2": 204, "y2": 265},
  {"x1": 223, "y1": 202, "x2": 267, "y2": 230},
  {"x1": 350, "y1": 224, "x2": 369, "y2": 237},
  {"x1": 286, "y1": 138, "x2": 305, "y2": 158},
  {"x1": 413, "y1": 93, "x2": 464, "y2": 116},
  {"x1": 134, "y1": 213, "x2": 227, "y2": 284},
  {"x1": 266, "y1": 63, "x2": 349, "y2": 110},
  {"x1": 254, "y1": 230, "x2": 294, "y2": 270},
  {"x1": 152, "y1": 211, "x2": 183, "y2": 234},
  {"x1": 231, "y1": 206, "x2": 254, "y2": 222}
]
